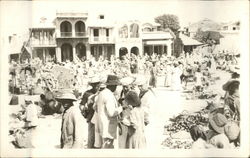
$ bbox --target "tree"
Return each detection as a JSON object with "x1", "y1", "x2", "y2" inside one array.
[
  {"x1": 154, "y1": 14, "x2": 181, "y2": 34},
  {"x1": 194, "y1": 28, "x2": 223, "y2": 45},
  {"x1": 194, "y1": 28, "x2": 223, "y2": 53}
]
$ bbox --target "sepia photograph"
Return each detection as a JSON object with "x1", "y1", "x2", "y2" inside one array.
[{"x1": 0, "y1": 0, "x2": 249, "y2": 157}]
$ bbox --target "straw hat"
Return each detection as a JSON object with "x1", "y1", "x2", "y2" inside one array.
[
  {"x1": 133, "y1": 75, "x2": 147, "y2": 86},
  {"x1": 209, "y1": 113, "x2": 228, "y2": 134},
  {"x1": 222, "y1": 79, "x2": 240, "y2": 91},
  {"x1": 88, "y1": 75, "x2": 101, "y2": 84},
  {"x1": 233, "y1": 68, "x2": 240, "y2": 74},
  {"x1": 224, "y1": 121, "x2": 240, "y2": 141},
  {"x1": 24, "y1": 95, "x2": 33, "y2": 104},
  {"x1": 120, "y1": 76, "x2": 135, "y2": 86},
  {"x1": 55, "y1": 92, "x2": 77, "y2": 101}
]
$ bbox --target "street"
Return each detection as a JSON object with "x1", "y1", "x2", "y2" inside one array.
[{"x1": 8, "y1": 70, "x2": 231, "y2": 149}]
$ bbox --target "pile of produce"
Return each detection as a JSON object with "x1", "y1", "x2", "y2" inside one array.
[
  {"x1": 161, "y1": 137, "x2": 193, "y2": 149},
  {"x1": 162, "y1": 104, "x2": 213, "y2": 149},
  {"x1": 164, "y1": 110, "x2": 209, "y2": 134}
]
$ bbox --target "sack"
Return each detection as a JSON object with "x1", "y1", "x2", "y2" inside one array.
[{"x1": 80, "y1": 105, "x2": 88, "y2": 118}]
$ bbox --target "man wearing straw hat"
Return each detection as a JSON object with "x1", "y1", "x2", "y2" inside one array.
[
  {"x1": 133, "y1": 75, "x2": 155, "y2": 126},
  {"x1": 95, "y1": 75, "x2": 124, "y2": 148},
  {"x1": 118, "y1": 76, "x2": 136, "y2": 148},
  {"x1": 56, "y1": 91, "x2": 85, "y2": 148},
  {"x1": 80, "y1": 75, "x2": 101, "y2": 148}
]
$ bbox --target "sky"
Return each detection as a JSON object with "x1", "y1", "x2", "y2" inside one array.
[{"x1": 0, "y1": 0, "x2": 249, "y2": 37}]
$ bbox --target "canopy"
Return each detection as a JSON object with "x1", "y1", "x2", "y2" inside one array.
[
  {"x1": 144, "y1": 40, "x2": 168, "y2": 45},
  {"x1": 180, "y1": 34, "x2": 203, "y2": 46},
  {"x1": 142, "y1": 31, "x2": 174, "y2": 40}
]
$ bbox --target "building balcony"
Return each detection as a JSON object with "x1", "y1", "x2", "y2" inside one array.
[
  {"x1": 56, "y1": 32, "x2": 88, "y2": 38},
  {"x1": 30, "y1": 39, "x2": 56, "y2": 47},
  {"x1": 75, "y1": 32, "x2": 87, "y2": 37},
  {"x1": 89, "y1": 36, "x2": 114, "y2": 43},
  {"x1": 60, "y1": 32, "x2": 72, "y2": 37}
]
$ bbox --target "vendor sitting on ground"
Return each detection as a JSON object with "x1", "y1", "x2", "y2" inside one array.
[
  {"x1": 190, "y1": 112, "x2": 240, "y2": 149},
  {"x1": 13, "y1": 96, "x2": 39, "y2": 148}
]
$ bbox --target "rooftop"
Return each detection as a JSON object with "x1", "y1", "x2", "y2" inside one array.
[
  {"x1": 56, "y1": 12, "x2": 88, "y2": 18},
  {"x1": 142, "y1": 31, "x2": 174, "y2": 40},
  {"x1": 180, "y1": 34, "x2": 203, "y2": 46},
  {"x1": 30, "y1": 24, "x2": 55, "y2": 30}
]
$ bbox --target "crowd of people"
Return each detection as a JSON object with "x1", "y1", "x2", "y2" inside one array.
[{"x1": 9, "y1": 45, "x2": 241, "y2": 149}]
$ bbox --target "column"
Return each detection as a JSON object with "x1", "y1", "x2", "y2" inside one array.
[
  {"x1": 72, "y1": 21, "x2": 75, "y2": 37},
  {"x1": 141, "y1": 44, "x2": 144, "y2": 56},
  {"x1": 167, "y1": 42, "x2": 171, "y2": 57},
  {"x1": 102, "y1": 45, "x2": 105, "y2": 58},
  {"x1": 56, "y1": 47, "x2": 61, "y2": 62},
  {"x1": 115, "y1": 45, "x2": 120, "y2": 58},
  {"x1": 42, "y1": 48, "x2": 45, "y2": 63},
  {"x1": 42, "y1": 30, "x2": 44, "y2": 45},
  {"x1": 90, "y1": 29, "x2": 93, "y2": 42},
  {"x1": 73, "y1": 46, "x2": 76, "y2": 62},
  {"x1": 86, "y1": 44, "x2": 91, "y2": 59}
]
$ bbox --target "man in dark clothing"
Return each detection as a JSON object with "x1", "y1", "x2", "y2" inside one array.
[{"x1": 79, "y1": 76, "x2": 101, "y2": 148}]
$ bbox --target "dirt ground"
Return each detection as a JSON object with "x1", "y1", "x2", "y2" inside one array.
[{"x1": 8, "y1": 70, "x2": 231, "y2": 149}]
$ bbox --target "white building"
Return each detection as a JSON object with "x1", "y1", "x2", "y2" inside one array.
[
  {"x1": 219, "y1": 21, "x2": 240, "y2": 53},
  {"x1": 14, "y1": 12, "x2": 176, "y2": 63}
]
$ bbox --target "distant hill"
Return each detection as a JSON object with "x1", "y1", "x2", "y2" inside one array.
[{"x1": 188, "y1": 18, "x2": 221, "y2": 33}]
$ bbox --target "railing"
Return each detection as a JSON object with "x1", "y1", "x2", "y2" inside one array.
[
  {"x1": 91, "y1": 36, "x2": 114, "y2": 43},
  {"x1": 130, "y1": 33, "x2": 140, "y2": 38},
  {"x1": 75, "y1": 32, "x2": 87, "y2": 37},
  {"x1": 60, "y1": 32, "x2": 72, "y2": 37},
  {"x1": 30, "y1": 39, "x2": 56, "y2": 46},
  {"x1": 93, "y1": 37, "x2": 100, "y2": 41}
]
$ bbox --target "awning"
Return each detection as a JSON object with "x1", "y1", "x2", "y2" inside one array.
[
  {"x1": 144, "y1": 40, "x2": 168, "y2": 45},
  {"x1": 142, "y1": 31, "x2": 174, "y2": 40},
  {"x1": 180, "y1": 34, "x2": 203, "y2": 46}
]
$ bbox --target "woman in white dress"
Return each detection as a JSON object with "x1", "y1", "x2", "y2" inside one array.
[
  {"x1": 171, "y1": 62, "x2": 183, "y2": 91},
  {"x1": 164, "y1": 63, "x2": 172, "y2": 87}
]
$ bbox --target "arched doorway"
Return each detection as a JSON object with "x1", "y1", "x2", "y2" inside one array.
[
  {"x1": 75, "y1": 21, "x2": 85, "y2": 36},
  {"x1": 76, "y1": 43, "x2": 86, "y2": 61},
  {"x1": 131, "y1": 47, "x2": 139, "y2": 56},
  {"x1": 61, "y1": 43, "x2": 73, "y2": 62},
  {"x1": 60, "y1": 21, "x2": 72, "y2": 37},
  {"x1": 119, "y1": 47, "x2": 128, "y2": 59}
]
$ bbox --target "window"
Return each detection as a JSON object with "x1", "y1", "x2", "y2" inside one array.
[
  {"x1": 233, "y1": 27, "x2": 236, "y2": 30},
  {"x1": 106, "y1": 29, "x2": 109, "y2": 36},
  {"x1": 99, "y1": 15, "x2": 104, "y2": 19},
  {"x1": 223, "y1": 26, "x2": 228, "y2": 30},
  {"x1": 94, "y1": 29, "x2": 99, "y2": 37}
]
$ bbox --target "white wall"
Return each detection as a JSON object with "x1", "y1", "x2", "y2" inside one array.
[{"x1": 219, "y1": 32, "x2": 240, "y2": 53}]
